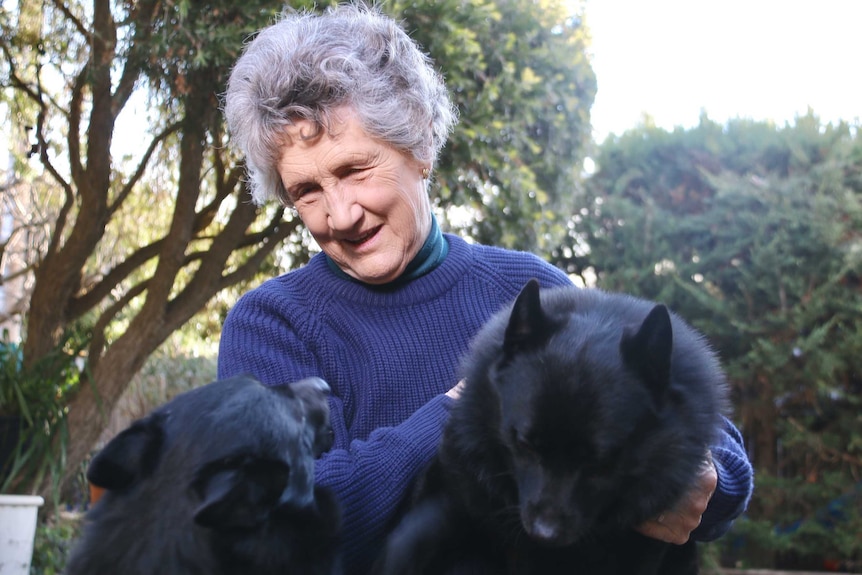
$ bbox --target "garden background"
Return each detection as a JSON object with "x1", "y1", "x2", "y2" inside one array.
[{"x1": 0, "y1": 0, "x2": 859, "y2": 572}]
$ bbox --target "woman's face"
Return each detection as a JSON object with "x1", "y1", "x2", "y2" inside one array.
[{"x1": 278, "y1": 108, "x2": 432, "y2": 285}]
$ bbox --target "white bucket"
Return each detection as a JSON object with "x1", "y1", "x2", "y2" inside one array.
[{"x1": 0, "y1": 495, "x2": 44, "y2": 575}]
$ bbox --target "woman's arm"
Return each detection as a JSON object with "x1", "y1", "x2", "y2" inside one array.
[{"x1": 217, "y1": 291, "x2": 451, "y2": 573}]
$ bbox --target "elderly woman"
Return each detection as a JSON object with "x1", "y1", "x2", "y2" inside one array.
[{"x1": 219, "y1": 4, "x2": 752, "y2": 574}]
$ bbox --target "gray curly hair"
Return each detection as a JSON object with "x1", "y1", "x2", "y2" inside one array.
[{"x1": 224, "y1": 2, "x2": 458, "y2": 205}]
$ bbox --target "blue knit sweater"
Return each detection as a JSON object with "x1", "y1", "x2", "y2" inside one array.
[{"x1": 217, "y1": 234, "x2": 753, "y2": 574}]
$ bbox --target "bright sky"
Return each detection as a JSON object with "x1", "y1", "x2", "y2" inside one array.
[{"x1": 582, "y1": 0, "x2": 862, "y2": 142}]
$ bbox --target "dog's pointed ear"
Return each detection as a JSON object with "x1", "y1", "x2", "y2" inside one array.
[
  {"x1": 193, "y1": 458, "x2": 290, "y2": 529},
  {"x1": 504, "y1": 279, "x2": 551, "y2": 357},
  {"x1": 620, "y1": 304, "x2": 674, "y2": 400},
  {"x1": 86, "y1": 412, "x2": 166, "y2": 490}
]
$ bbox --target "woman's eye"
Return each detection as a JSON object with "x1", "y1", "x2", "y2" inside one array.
[
  {"x1": 345, "y1": 166, "x2": 370, "y2": 179},
  {"x1": 290, "y1": 184, "x2": 320, "y2": 200}
]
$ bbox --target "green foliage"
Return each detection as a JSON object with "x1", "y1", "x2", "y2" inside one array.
[
  {"x1": 0, "y1": 340, "x2": 25, "y2": 415},
  {"x1": 556, "y1": 113, "x2": 862, "y2": 568},
  {"x1": 136, "y1": 0, "x2": 322, "y2": 97},
  {"x1": 0, "y1": 328, "x2": 88, "y2": 499},
  {"x1": 30, "y1": 514, "x2": 83, "y2": 575},
  {"x1": 0, "y1": 329, "x2": 86, "y2": 419},
  {"x1": 723, "y1": 474, "x2": 862, "y2": 570},
  {"x1": 394, "y1": 0, "x2": 596, "y2": 252}
]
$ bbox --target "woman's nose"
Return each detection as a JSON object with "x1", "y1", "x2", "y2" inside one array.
[{"x1": 325, "y1": 185, "x2": 362, "y2": 230}]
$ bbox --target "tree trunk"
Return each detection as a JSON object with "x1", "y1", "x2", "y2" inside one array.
[
  {"x1": 4, "y1": 0, "x2": 315, "y2": 500},
  {"x1": 23, "y1": 0, "x2": 116, "y2": 370}
]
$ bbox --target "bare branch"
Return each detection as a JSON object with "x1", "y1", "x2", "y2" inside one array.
[
  {"x1": 7, "y1": 59, "x2": 72, "y2": 123},
  {"x1": 67, "y1": 64, "x2": 88, "y2": 187},
  {"x1": 49, "y1": 0, "x2": 90, "y2": 40},
  {"x1": 169, "y1": 210, "x2": 298, "y2": 322},
  {"x1": 108, "y1": 121, "x2": 182, "y2": 216},
  {"x1": 67, "y1": 239, "x2": 162, "y2": 319},
  {"x1": 4, "y1": 28, "x2": 78, "y2": 253},
  {"x1": 218, "y1": 163, "x2": 245, "y2": 200},
  {"x1": 34, "y1": 108, "x2": 76, "y2": 259},
  {"x1": 111, "y1": 0, "x2": 160, "y2": 114},
  {"x1": 88, "y1": 280, "x2": 149, "y2": 371},
  {"x1": 221, "y1": 218, "x2": 300, "y2": 286},
  {"x1": 72, "y1": 179, "x2": 241, "y2": 319},
  {"x1": 5, "y1": 63, "x2": 42, "y2": 107},
  {"x1": 0, "y1": 262, "x2": 37, "y2": 287}
]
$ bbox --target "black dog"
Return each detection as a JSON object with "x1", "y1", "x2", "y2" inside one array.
[
  {"x1": 377, "y1": 279, "x2": 729, "y2": 574},
  {"x1": 65, "y1": 375, "x2": 341, "y2": 575}
]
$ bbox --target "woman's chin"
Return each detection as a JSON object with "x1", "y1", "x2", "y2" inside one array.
[{"x1": 344, "y1": 259, "x2": 407, "y2": 285}]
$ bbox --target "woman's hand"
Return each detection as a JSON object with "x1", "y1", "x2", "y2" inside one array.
[
  {"x1": 445, "y1": 379, "x2": 466, "y2": 399},
  {"x1": 636, "y1": 452, "x2": 717, "y2": 545}
]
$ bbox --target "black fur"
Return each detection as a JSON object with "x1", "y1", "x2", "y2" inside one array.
[
  {"x1": 377, "y1": 280, "x2": 729, "y2": 575},
  {"x1": 65, "y1": 375, "x2": 341, "y2": 575}
]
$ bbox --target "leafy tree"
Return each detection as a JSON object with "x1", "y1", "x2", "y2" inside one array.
[
  {"x1": 395, "y1": 0, "x2": 595, "y2": 251},
  {"x1": 0, "y1": 0, "x2": 595, "y2": 495},
  {"x1": 556, "y1": 114, "x2": 862, "y2": 567},
  {"x1": 0, "y1": 0, "x2": 306, "y2": 494}
]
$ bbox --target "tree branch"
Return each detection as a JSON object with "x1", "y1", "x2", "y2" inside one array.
[
  {"x1": 67, "y1": 240, "x2": 161, "y2": 319},
  {"x1": 71, "y1": 179, "x2": 241, "y2": 319},
  {"x1": 169, "y1": 209, "x2": 298, "y2": 321},
  {"x1": 221, "y1": 217, "x2": 300, "y2": 286},
  {"x1": 34, "y1": 107, "x2": 76, "y2": 259},
  {"x1": 0, "y1": 263, "x2": 37, "y2": 288},
  {"x1": 67, "y1": 63, "x2": 87, "y2": 188},
  {"x1": 49, "y1": 0, "x2": 91, "y2": 40},
  {"x1": 88, "y1": 280, "x2": 149, "y2": 371},
  {"x1": 108, "y1": 121, "x2": 182, "y2": 217},
  {"x1": 111, "y1": 0, "x2": 160, "y2": 115}
]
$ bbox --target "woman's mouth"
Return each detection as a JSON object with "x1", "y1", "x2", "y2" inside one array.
[{"x1": 344, "y1": 225, "x2": 381, "y2": 247}]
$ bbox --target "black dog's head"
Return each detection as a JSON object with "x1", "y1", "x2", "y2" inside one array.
[
  {"x1": 87, "y1": 377, "x2": 332, "y2": 536},
  {"x1": 478, "y1": 280, "x2": 724, "y2": 547}
]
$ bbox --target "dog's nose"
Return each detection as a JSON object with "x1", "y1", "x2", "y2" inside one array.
[
  {"x1": 528, "y1": 518, "x2": 560, "y2": 543},
  {"x1": 524, "y1": 509, "x2": 580, "y2": 547}
]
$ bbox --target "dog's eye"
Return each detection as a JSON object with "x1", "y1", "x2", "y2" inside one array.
[{"x1": 218, "y1": 455, "x2": 246, "y2": 469}]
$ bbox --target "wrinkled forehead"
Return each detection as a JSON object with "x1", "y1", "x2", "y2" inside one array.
[{"x1": 279, "y1": 105, "x2": 359, "y2": 146}]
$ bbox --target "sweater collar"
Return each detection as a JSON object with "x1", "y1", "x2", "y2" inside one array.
[{"x1": 325, "y1": 215, "x2": 449, "y2": 288}]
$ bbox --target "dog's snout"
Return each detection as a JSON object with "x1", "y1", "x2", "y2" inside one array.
[
  {"x1": 523, "y1": 505, "x2": 580, "y2": 547},
  {"x1": 528, "y1": 517, "x2": 559, "y2": 542}
]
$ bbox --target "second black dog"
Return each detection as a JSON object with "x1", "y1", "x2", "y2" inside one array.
[
  {"x1": 65, "y1": 375, "x2": 341, "y2": 575},
  {"x1": 376, "y1": 279, "x2": 729, "y2": 575}
]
